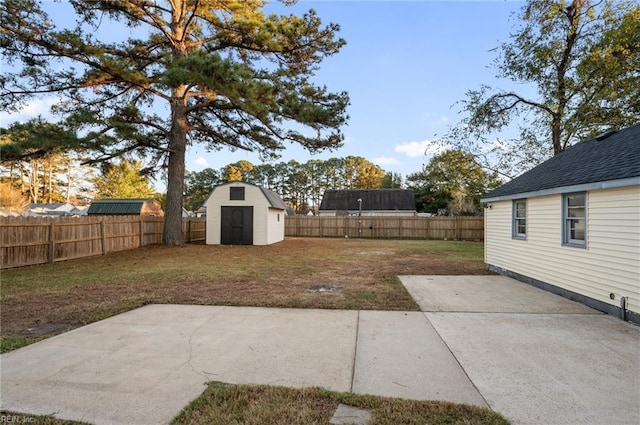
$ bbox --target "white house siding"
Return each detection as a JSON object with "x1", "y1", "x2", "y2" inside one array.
[
  {"x1": 485, "y1": 186, "x2": 640, "y2": 317},
  {"x1": 205, "y1": 183, "x2": 284, "y2": 246}
]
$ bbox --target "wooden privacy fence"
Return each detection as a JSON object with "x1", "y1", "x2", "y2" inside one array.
[
  {"x1": 2, "y1": 215, "x2": 482, "y2": 269},
  {"x1": 285, "y1": 216, "x2": 484, "y2": 241},
  {"x1": 1, "y1": 216, "x2": 206, "y2": 269}
]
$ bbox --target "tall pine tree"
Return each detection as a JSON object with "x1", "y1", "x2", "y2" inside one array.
[{"x1": 1, "y1": 0, "x2": 348, "y2": 244}]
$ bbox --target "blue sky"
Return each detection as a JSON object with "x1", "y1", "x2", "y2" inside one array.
[
  {"x1": 1, "y1": 0, "x2": 526, "y2": 187},
  {"x1": 193, "y1": 0, "x2": 525, "y2": 179}
]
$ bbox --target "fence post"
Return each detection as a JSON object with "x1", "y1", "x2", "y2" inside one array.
[
  {"x1": 424, "y1": 217, "x2": 429, "y2": 240},
  {"x1": 49, "y1": 222, "x2": 55, "y2": 264},
  {"x1": 398, "y1": 218, "x2": 402, "y2": 239},
  {"x1": 139, "y1": 216, "x2": 144, "y2": 247},
  {"x1": 100, "y1": 219, "x2": 107, "y2": 255},
  {"x1": 187, "y1": 218, "x2": 192, "y2": 243},
  {"x1": 455, "y1": 217, "x2": 461, "y2": 241}
]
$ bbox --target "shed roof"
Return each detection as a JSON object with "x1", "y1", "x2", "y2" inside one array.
[
  {"x1": 204, "y1": 182, "x2": 287, "y2": 210},
  {"x1": 259, "y1": 187, "x2": 287, "y2": 210},
  {"x1": 482, "y1": 123, "x2": 640, "y2": 202},
  {"x1": 319, "y1": 189, "x2": 416, "y2": 211},
  {"x1": 87, "y1": 198, "x2": 154, "y2": 215}
]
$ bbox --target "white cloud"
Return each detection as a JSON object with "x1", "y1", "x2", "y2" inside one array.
[
  {"x1": 0, "y1": 97, "x2": 58, "y2": 123},
  {"x1": 195, "y1": 157, "x2": 209, "y2": 167},
  {"x1": 394, "y1": 140, "x2": 447, "y2": 158},
  {"x1": 372, "y1": 156, "x2": 400, "y2": 166}
]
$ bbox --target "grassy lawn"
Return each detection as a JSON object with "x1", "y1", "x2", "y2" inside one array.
[
  {"x1": 1, "y1": 238, "x2": 503, "y2": 425},
  {"x1": 1, "y1": 237, "x2": 487, "y2": 351}
]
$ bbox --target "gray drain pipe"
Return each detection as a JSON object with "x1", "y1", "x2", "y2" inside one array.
[{"x1": 620, "y1": 297, "x2": 627, "y2": 321}]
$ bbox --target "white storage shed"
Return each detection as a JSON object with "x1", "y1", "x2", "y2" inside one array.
[{"x1": 204, "y1": 182, "x2": 286, "y2": 246}]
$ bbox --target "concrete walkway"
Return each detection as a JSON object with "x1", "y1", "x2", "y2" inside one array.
[
  {"x1": 1, "y1": 275, "x2": 639, "y2": 425},
  {"x1": 400, "y1": 275, "x2": 640, "y2": 425}
]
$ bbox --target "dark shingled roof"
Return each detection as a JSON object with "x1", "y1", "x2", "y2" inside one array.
[
  {"x1": 482, "y1": 123, "x2": 640, "y2": 201},
  {"x1": 87, "y1": 198, "x2": 151, "y2": 215},
  {"x1": 259, "y1": 187, "x2": 287, "y2": 210},
  {"x1": 319, "y1": 189, "x2": 416, "y2": 211}
]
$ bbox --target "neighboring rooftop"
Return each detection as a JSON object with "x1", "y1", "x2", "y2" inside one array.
[
  {"x1": 482, "y1": 123, "x2": 640, "y2": 201},
  {"x1": 23, "y1": 203, "x2": 88, "y2": 217},
  {"x1": 320, "y1": 189, "x2": 416, "y2": 211},
  {"x1": 87, "y1": 198, "x2": 163, "y2": 216}
]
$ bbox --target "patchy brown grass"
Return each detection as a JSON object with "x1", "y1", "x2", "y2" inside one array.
[
  {"x1": 172, "y1": 382, "x2": 509, "y2": 425},
  {"x1": 1, "y1": 237, "x2": 488, "y2": 351}
]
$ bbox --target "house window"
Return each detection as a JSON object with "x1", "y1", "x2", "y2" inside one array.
[
  {"x1": 512, "y1": 199, "x2": 527, "y2": 239},
  {"x1": 230, "y1": 187, "x2": 245, "y2": 200},
  {"x1": 563, "y1": 193, "x2": 586, "y2": 247}
]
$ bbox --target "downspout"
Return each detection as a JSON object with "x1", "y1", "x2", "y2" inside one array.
[{"x1": 620, "y1": 297, "x2": 627, "y2": 322}]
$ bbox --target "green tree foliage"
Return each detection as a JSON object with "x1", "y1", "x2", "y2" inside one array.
[
  {"x1": 283, "y1": 160, "x2": 310, "y2": 212},
  {"x1": 1, "y1": 0, "x2": 349, "y2": 244},
  {"x1": 1, "y1": 120, "x2": 96, "y2": 203},
  {"x1": 1, "y1": 122, "x2": 93, "y2": 203},
  {"x1": 184, "y1": 168, "x2": 220, "y2": 212},
  {"x1": 449, "y1": 0, "x2": 640, "y2": 176},
  {"x1": 406, "y1": 150, "x2": 501, "y2": 215},
  {"x1": 380, "y1": 172, "x2": 403, "y2": 189},
  {"x1": 93, "y1": 159, "x2": 156, "y2": 199},
  {"x1": 0, "y1": 119, "x2": 80, "y2": 163},
  {"x1": 208, "y1": 156, "x2": 389, "y2": 213}
]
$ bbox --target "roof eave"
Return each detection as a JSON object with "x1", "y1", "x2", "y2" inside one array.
[{"x1": 481, "y1": 176, "x2": 640, "y2": 202}]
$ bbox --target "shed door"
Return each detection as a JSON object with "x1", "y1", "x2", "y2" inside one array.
[{"x1": 221, "y1": 206, "x2": 253, "y2": 245}]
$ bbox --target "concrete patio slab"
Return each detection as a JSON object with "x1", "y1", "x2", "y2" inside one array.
[
  {"x1": 352, "y1": 311, "x2": 486, "y2": 407},
  {"x1": 427, "y1": 312, "x2": 640, "y2": 425},
  {"x1": 1, "y1": 305, "x2": 358, "y2": 425},
  {"x1": 2, "y1": 276, "x2": 637, "y2": 425},
  {"x1": 399, "y1": 275, "x2": 599, "y2": 313}
]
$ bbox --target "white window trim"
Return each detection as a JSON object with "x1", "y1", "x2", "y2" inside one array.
[
  {"x1": 562, "y1": 192, "x2": 587, "y2": 248},
  {"x1": 512, "y1": 199, "x2": 527, "y2": 240}
]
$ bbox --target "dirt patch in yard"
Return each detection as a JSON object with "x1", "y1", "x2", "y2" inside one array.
[{"x1": 1, "y1": 237, "x2": 489, "y2": 347}]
